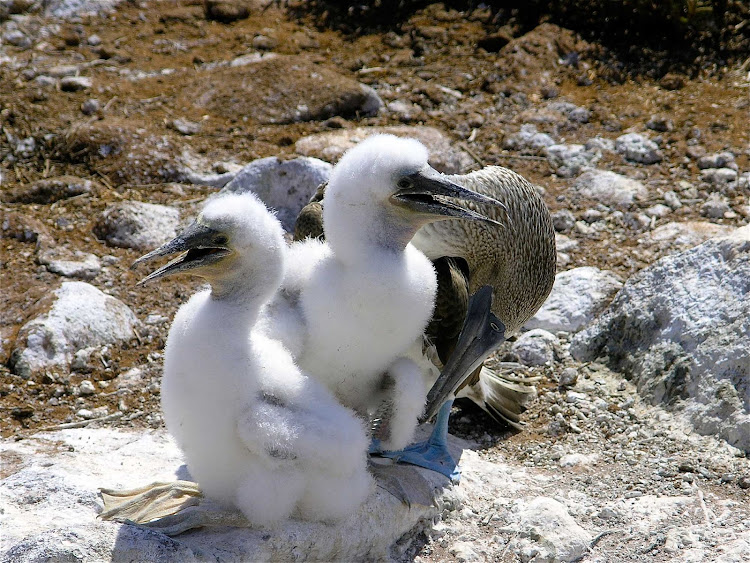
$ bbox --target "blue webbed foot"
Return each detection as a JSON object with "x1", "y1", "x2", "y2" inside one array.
[{"x1": 374, "y1": 400, "x2": 460, "y2": 482}]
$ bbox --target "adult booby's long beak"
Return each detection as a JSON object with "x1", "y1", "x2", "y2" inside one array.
[
  {"x1": 420, "y1": 285, "x2": 506, "y2": 423},
  {"x1": 131, "y1": 221, "x2": 231, "y2": 285},
  {"x1": 391, "y1": 167, "x2": 505, "y2": 226}
]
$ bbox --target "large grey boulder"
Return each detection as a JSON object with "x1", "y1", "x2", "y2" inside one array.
[
  {"x1": 295, "y1": 126, "x2": 474, "y2": 174},
  {"x1": 571, "y1": 225, "x2": 750, "y2": 452},
  {"x1": 222, "y1": 156, "x2": 332, "y2": 231},
  {"x1": 525, "y1": 267, "x2": 623, "y2": 333},
  {"x1": 9, "y1": 282, "x2": 139, "y2": 378},
  {"x1": 94, "y1": 201, "x2": 180, "y2": 251}
]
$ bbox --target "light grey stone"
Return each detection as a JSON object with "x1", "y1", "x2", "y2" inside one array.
[
  {"x1": 526, "y1": 267, "x2": 623, "y2": 333},
  {"x1": 701, "y1": 167, "x2": 738, "y2": 185},
  {"x1": 644, "y1": 221, "x2": 733, "y2": 251},
  {"x1": 95, "y1": 201, "x2": 180, "y2": 250},
  {"x1": 585, "y1": 137, "x2": 615, "y2": 152},
  {"x1": 503, "y1": 124, "x2": 556, "y2": 151},
  {"x1": 508, "y1": 497, "x2": 592, "y2": 562},
  {"x1": 43, "y1": 0, "x2": 121, "y2": 18},
  {"x1": 34, "y1": 75, "x2": 57, "y2": 88},
  {"x1": 3, "y1": 29, "x2": 31, "y2": 49},
  {"x1": 615, "y1": 133, "x2": 663, "y2": 164},
  {"x1": 295, "y1": 126, "x2": 473, "y2": 174},
  {"x1": 78, "y1": 380, "x2": 96, "y2": 395},
  {"x1": 571, "y1": 225, "x2": 750, "y2": 452},
  {"x1": 81, "y1": 98, "x2": 100, "y2": 115},
  {"x1": 222, "y1": 156, "x2": 332, "y2": 231},
  {"x1": 567, "y1": 107, "x2": 591, "y2": 123},
  {"x1": 559, "y1": 367, "x2": 579, "y2": 387},
  {"x1": 39, "y1": 250, "x2": 101, "y2": 280},
  {"x1": 663, "y1": 191, "x2": 682, "y2": 210},
  {"x1": 552, "y1": 209, "x2": 576, "y2": 233},
  {"x1": 697, "y1": 152, "x2": 736, "y2": 170},
  {"x1": 386, "y1": 99, "x2": 424, "y2": 121},
  {"x1": 8, "y1": 134, "x2": 37, "y2": 159},
  {"x1": 571, "y1": 169, "x2": 648, "y2": 209},
  {"x1": 555, "y1": 233, "x2": 578, "y2": 252},
  {"x1": 10, "y1": 282, "x2": 139, "y2": 378},
  {"x1": 545, "y1": 144, "x2": 599, "y2": 178},
  {"x1": 645, "y1": 204, "x2": 671, "y2": 219},
  {"x1": 47, "y1": 65, "x2": 80, "y2": 78},
  {"x1": 512, "y1": 329, "x2": 559, "y2": 366},
  {"x1": 701, "y1": 195, "x2": 731, "y2": 219},
  {"x1": 646, "y1": 115, "x2": 674, "y2": 132},
  {"x1": 60, "y1": 76, "x2": 92, "y2": 92},
  {"x1": 170, "y1": 118, "x2": 202, "y2": 136}
]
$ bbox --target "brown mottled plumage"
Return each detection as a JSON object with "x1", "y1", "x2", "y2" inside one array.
[{"x1": 293, "y1": 165, "x2": 556, "y2": 428}]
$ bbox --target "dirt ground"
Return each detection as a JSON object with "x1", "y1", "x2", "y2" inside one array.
[{"x1": 0, "y1": 2, "x2": 749, "y2": 558}]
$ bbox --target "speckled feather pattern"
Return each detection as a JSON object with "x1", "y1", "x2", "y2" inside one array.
[{"x1": 412, "y1": 166, "x2": 556, "y2": 334}]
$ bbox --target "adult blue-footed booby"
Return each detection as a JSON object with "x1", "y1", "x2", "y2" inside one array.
[
  {"x1": 294, "y1": 161, "x2": 556, "y2": 480},
  {"x1": 100, "y1": 192, "x2": 372, "y2": 533},
  {"x1": 259, "y1": 134, "x2": 504, "y2": 453}
]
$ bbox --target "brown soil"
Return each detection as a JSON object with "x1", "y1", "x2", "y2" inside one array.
[{"x1": 0, "y1": 0, "x2": 748, "y2": 464}]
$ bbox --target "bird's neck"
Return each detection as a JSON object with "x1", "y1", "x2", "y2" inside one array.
[
  {"x1": 207, "y1": 276, "x2": 276, "y2": 327},
  {"x1": 325, "y1": 205, "x2": 417, "y2": 264}
]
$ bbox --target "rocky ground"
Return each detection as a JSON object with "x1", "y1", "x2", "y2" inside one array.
[{"x1": 1, "y1": 1, "x2": 749, "y2": 561}]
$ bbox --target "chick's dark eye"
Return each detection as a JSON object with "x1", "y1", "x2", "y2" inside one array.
[
  {"x1": 397, "y1": 178, "x2": 412, "y2": 189},
  {"x1": 213, "y1": 234, "x2": 228, "y2": 245}
]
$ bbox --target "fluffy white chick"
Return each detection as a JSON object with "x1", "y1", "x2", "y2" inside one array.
[
  {"x1": 115, "y1": 192, "x2": 371, "y2": 529},
  {"x1": 260, "y1": 135, "x2": 501, "y2": 450}
]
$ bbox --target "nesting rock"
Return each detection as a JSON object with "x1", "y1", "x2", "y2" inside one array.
[
  {"x1": 571, "y1": 169, "x2": 648, "y2": 209},
  {"x1": 525, "y1": 267, "x2": 623, "y2": 333},
  {"x1": 94, "y1": 201, "x2": 180, "y2": 251},
  {"x1": 221, "y1": 156, "x2": 331, "y2": 231},
  {"x1": 295, "y1": 126, "x2": 473, "y2": 173},
  {"x1": 9, "y1": 282, "x2": 139, "y2": 378},
  {"x1": 571, "y1": 225, "x2": 750, "y2": 452},
  {"x1": 0, "y1": 427, "x2": 459, "y2": 562}
]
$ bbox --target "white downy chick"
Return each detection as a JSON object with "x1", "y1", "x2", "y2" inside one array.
[
  {"x1": 260, "y1": 135, "x2": 501, "y2": 450},
  {"x1": 134, "y1": 192, "x2": 372, "y2": 526}
]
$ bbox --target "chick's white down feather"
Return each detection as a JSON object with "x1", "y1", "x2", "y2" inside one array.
[
  {"x1": 162, "y1": 193, "x2": 371, "y2": 527},
  {"x1": 260, "y1": 135, "x2": 442, "y2": 449}
]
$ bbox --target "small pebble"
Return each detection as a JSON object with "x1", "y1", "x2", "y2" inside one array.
[
  {"x1": 60, "y1": 76, "x2": 92, "y2": 92},
  {"x1": 78, "y1": 380, "x2": 96, "y2": 395},
  {"x1": 81, "y1": 98, "x2": 100, "y2": 115},
  {"x1": 559, "y1": 367, "x2": 578, "y2": 387}
]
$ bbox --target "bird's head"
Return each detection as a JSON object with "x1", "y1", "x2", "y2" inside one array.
[
  {"x1": 132, "y1": 193, "x2": 285, "y2": 300},
  {"x1": 323, "y1": 135, "x2": 503, "y2": 254}
]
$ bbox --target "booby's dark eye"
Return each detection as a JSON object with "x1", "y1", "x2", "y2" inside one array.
[
  {"x1": 397, "y1": 178, "x2": 412, "y2": 189},
  {"x1": 213, "y1": 234, "x2": 229, "y2": 245}
]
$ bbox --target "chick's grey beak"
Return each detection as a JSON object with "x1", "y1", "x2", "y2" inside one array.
[
  {"x1": 131, "y1": 222, "x2": 230, "y2": 285},
  {"x1": 392, "y1": 167, "x2": 505, "y2": 226}
]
